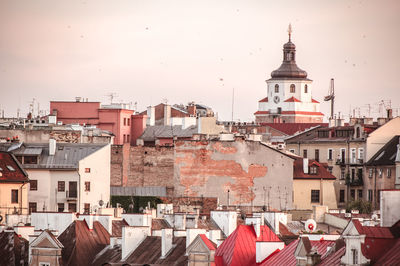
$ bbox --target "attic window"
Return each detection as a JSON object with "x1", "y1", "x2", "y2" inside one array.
[
  {"x1": 310, "y1": 166, "x2": 317, "y2": 174},
  {"x1": 7, "y1": 165, "x2": 15, "y2": 171}
]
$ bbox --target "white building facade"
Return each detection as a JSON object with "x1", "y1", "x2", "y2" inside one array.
[
  {"x1": 9, "y1": 141, "x2": 110, "y2": 214},
  {"x1": 255, "y1": 26, "x2": 323, "y2": 123}
]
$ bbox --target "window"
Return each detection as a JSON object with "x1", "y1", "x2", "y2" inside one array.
[
  {"x1": 352, "y1": 249, "x2": 358, "y2": 265},
  {"x1": 29, "y1": 202, "x2": 37, "y2": 214},
  {"x1": 30, "y1": 180, "x2": 38, "y2": 191},
  {"x1": 358, "y1": 190, "x2": 363, "y2": 200},
  {"x1": 379, "y1": 169, "x2": 383, "y2": 178},
  {"x1": 315, "y1": 149, "x2": 319, "y2": 162},
  {"x1": 369, "y1": 169, "x2": 373, "y2": 178},
  {"x1": 310, "y1": 166, "x2": 317, "y2": 174},
  {"x1": 351, "y1": 189, "x2": 355, "y2": 200},
  {"x1": 127, "y1": 118, "x2": 130, "y2": 126},
  {"x1": 311, "y1": 190, "x2": 320, "y2": 203},
  {"x1": 340, "y1": 169, "x2": 345, "y2": 180},
  {"x1": 58, "y1": 203, "x2": 65, "y2": 212},
  {"x1": 387, "y1": 168, "x2": 392, "y2": 178},
  {"x1": 328, "y1": 149, "x2": 333, "y2": 160},
  {"x1": 274, "y1": 84, "x2": 279, "y2": 93},
  {"x1": 127, "y1": 135, "x2": 130, "y2": 143},
  {"x1": 39, "y1": 263, "x2": 50, "y2": 266},
  {"x1": 303, "y1": 149, "x2": 308, "y2": 158},
  {"x1": 84, "y1": 203, "x2": 90, "y2": 214},
  {"x1": 85, "y1": 168, "x2": 91, "y2": 173},
  {"x1": 328, "y1": 166, "x2": 333, "y2": 173},
  {"x1": 340, "y1": 148, "x2": 346, "y2": 163},
  {"x1": 290, "y1": 84, "x2": 295, "y2": 93},
  {"x1": 358, "y1": 148, "x2": 364, "y2": 161},
  {"x1": 339, "y1": 190, "x2": 345, "y2": 203},
  {"x1": 368, "y1": 190, "x2": 373, "y2": 202},
  {"x1": 304, "y1": 84, "x2": 308, "y2": 93},
  {"x1": 123, "y1": 117, "x2": 126, "y2": 126},
  {"x1": 377, "y1": 190, "x2": 381, "y2": 201},
  {"x1": 351, "y1": 168, "x2": 356, "y2": 180},
  {"x1": 350, "y1": 148, "x2": 356, "y2": 163},
  {"x1": 58, "y1": 181, "x2": 65, "y2": 192},
  {"x1": 84, "y1": 181, "x2": 91, "y2": 192},
  {"x1": 11, "y1": 190, "x2": 18, "y2": 203},
  {"x1": 24, "y1": 156, "x2": 38, "y2": 164},
  {"x1": 123, "y1": 134, "x2": 126, "y2": 143},
  {"x1": 16, "y1": 156, "x2": 23, "y2": 163},
  {"x1": 68, "y1": 203, "x2": 77, "y2": 212}
]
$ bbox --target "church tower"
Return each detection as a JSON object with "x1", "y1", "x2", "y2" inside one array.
[{"x1": 255, "y1": 25, "x2": 324, "y2": 123}]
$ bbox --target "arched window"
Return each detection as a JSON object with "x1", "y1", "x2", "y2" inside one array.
[
  {"x1": 356, "y1": 127, "x2": 360, "y2": 138},
  {"x1": 290, "y1": 84, "x2": 295, "y2": 93},
  {"x1": 304, "y1": 84, "x2": 308, "y2": 93},
  {"x1": 275, "y1": 84, "x2": 279, "y2": 93}
]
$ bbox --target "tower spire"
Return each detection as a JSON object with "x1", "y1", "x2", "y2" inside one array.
[{"x1": 288, "y1": 23, "x2": 292, "y2": 41}]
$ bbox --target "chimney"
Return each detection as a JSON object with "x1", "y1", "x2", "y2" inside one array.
[
  {"x1": 147, "y1": 106, "x2": 155, "y2": 126},
  {"x1": 306, "y1": 247, "x2": 321, "y2": 266},
  {"x1": 164, "y1": 104, "x2": 171, "y2": 126},
  {"x1": 49, "y1": 139, "x2": 56, "y2": 156},
  {"x1": 387, "y1": 109, "x2": 393, "y2": 119},
  {"x1": 303, "y1": 158, "x2": 309, "y2": 174},
  {"x1": 188, "y1": 105, "x2": 196, "y2": 116},
  {"x1": 161, "y1": 228, "x2": 173, "y2": 258},
  {"x1": 122, "y1": 227, "x2": 149, "y2": 260},
  {"x1": 75, "y1": 97, "x2": 81, "y2": 102}
]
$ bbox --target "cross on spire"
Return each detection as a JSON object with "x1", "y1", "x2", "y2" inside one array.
[{"x1": 288, "y1": 23, "x2": 292, "y2": 41}]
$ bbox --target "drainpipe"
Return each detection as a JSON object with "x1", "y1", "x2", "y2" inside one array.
[
  {"x1": 20, "y1": 183, "x2": 26, "y2": 214},
  {"x1": 374, "y1": 167, "x2": 377, "y2": 210},
  {"x1": 78, "y1": 171, "x2": 81, "y2": 213}
]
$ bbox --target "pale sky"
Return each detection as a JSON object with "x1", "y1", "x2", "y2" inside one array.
[{"x1": 1, "y1": 0, "x2": 399, "y2": 122}]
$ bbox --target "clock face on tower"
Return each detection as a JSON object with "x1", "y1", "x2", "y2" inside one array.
[{"x1": 273, "y1": 95, "x2": 280, "y2": 103}]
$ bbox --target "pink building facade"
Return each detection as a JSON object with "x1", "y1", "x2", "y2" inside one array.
[{"x1": 50, "y1": 100, "x2": 134, "y2": 145}]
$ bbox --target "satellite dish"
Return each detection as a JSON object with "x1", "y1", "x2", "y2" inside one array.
[{"x1": 305, "y1": 219, "x2": 317, "y2": 233}]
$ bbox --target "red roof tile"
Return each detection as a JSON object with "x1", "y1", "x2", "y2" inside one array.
[
  {"x1": 374, "y1": 238, "x2": 400, "y2": 265},
  {"x1": 258, "y1": 97, "x2": 269, "y2": 103},
  {"x1": 215, "y1": 225, "x2": 281, "y2": 266},
  {"x1": 284, "y1": 96, "x2": 301, "y2": 103},
  {"x1": 0, "y1": 151, "x2": 28, "y2": 183},
  {"x1": 293, "y1": 158, "x2": 336, "y2": 180},
  {"x1": 254, "y1": 111, "x2": 269, "y2": 115},
  {"x1": 260, "y1": 123, "x2": 327, "y2": 136},
  {"x1": 260, "y1": 239, "x2": 335, "y2": 266},
  {"x1": 318, "y1": 246, "x2": 345, "y2": 266},
  {"x1": 200, "y1": 234, "x2": 217, "y2": 250}
]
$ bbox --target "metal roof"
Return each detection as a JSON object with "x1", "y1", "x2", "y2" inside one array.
[
  {"x1": 139, "y1": 125, "x2": 197, "y2": 141},
  {"x1": 110, "y1": 186, "x2": 167, "y2": 197},
  {"x1": 11, "y1": 143, "x2": 107, "y2": 169}
]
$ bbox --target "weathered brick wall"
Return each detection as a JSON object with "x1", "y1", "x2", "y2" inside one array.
[
  {"x1": 111, "y1": 145, "x2": 123, "y2": 186},
  {"x1": 160, "y1": 196, "x2": 218, "y2": 215},
  {"x1": 127, "y1": 146, "x2": 174, "y2": 187},
  {"x1": 174, "y1": 139, "x2": 294, "y2": 210}
]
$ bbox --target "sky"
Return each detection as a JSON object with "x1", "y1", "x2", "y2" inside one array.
[{"x1": 0, "y1": 0, "x2": 399, "y2": 122}]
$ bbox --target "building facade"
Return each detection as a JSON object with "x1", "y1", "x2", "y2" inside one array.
[
  {"x1": 5, "y1": 141, "x2": 110, "y2": 214},
  {"x1": 254, "y1": 26, "x2": 323, "y2": 123}
]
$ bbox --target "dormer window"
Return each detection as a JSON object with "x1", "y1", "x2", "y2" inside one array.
[
  {"x1": 290, "y1": 84, "x2": 295, "y2": 93},
  {"x1": 274, "y1": 84, "x2": 279, "y2": 93},
  {"x1": 304, "y1": 84, "x2": 308, "y2": 93},
  {"x1": 310, "y1": 166, "x2": 317, "y2": 174},
  {"x1": 6, "y1": 165, "x2": 15, "y2": 171}
]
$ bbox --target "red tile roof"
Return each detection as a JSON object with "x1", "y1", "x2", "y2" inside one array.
[
  {"x1": 351, "y1": 219, "x2": 397, "y2": 263},
  {"x1": 215, "y1": 225, "x2": 281, "y2": 266},
  {"x1": 260, "y1": 123, "x2": 327, "y2": 136},
  {"x1": 293, "y1": 158, "x2": 336, "y2": 180},
  {"x1": 284, "y1": 96, "x2": 301, "y2": 102},
  {"x1": 259, "y1": 239, "x2": 335, "y2": 266},
  {"x1": 254, "y1": 111, "x2": 269, "y2": 115},
  {"x1": 111, "y1": 219, "x2": 129, "y2": 237},
  {"x1": 0, "y1": 230, "x2": 29, "y2": 266},
  {"x1": 0, "y1": 151, "x2": 28, "y2": 183},
  {"x1": 58, "y1": 220, "x2": 110, "y2": 266},
  {"x1": 258, "y1": 97, "x2": 269, "y2": 103},
  {"x1": 318, "y1": 246, "x2": 345, "y2": 266},
  {"x1": 374, "y1": 238, "x2": 400, "y2": 265},
  {"x1": 200, "y1": 234, "x2": 217, "y2": 250},
  {"x1": 311, "y1": 98, "x2": 320, "y2": 103}
]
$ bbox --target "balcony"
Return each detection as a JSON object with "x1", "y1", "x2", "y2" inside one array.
[
  {"x1": 336, "y1": 158, "x2": 364, "y2": 166},
  {"x1": 66, "y1": 190, "x2": 78, "y2": 201},
  {"x1": 345, "y1": 177, "x2": 364, "y2": 186}
]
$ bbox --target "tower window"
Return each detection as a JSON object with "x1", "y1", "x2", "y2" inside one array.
[
  {"x1": 274, "y1": 84, "x2": 279, "y2": 93},
  {"x1": 304, "y1": 84, "x2": 308, "y2": 93},
  {"x1": 290, "y1": 84, "x2": 295, "y2": 93}
]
